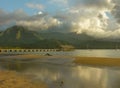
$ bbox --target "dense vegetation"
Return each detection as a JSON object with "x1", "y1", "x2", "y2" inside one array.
[
  {"x1": 0, "y1": 26, "x2": 70, "y2": 49},
  {"x1": 0, "y1": 25, "x2": 120, "y2": 49}
]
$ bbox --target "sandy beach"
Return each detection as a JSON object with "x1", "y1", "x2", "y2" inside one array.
[
  {"x1": 74, "y1": 56, "x2": 120, "y2": 66},
  {"x1": 0, "y1": 71, "x2": 48, "y2": 88}
]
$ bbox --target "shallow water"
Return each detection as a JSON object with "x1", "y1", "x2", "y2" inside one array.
[
  {"x1": 50, "y1": 49, "x2": 120, "y2": 58},
  {"x1": 0, "y1": 57, "x2": 120, "y2": 88},
  {"x1": 1, "y1": 49, "x2": 120, "y2": 58}
]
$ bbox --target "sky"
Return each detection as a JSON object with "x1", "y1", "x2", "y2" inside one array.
[{"x1": 0, "y1": 0, "x2": 120, "y2": 38}]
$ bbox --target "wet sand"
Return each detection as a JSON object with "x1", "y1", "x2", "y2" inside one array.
[
  {"x1": 0, "y1": 71, "x2": 48, "y2": 88},
  {"x1": 1, "y1": 54, "x2": 120, "y2": 66},
  {"x1": 0, "y1": 54, "x2": 73, "y2": 59},
  {"x1": 74, "y1": 57, "x2": 120, "y2": 66},
  {"x1": 0, "y1": 55, "x2": 73, "y2": 88}
]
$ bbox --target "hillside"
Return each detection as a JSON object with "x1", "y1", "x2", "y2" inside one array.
[
  {"x1": 39, "y1": 32, "x2": 120, "y2": 49},
  {"x1": 0, "y1": 26, "x2": 70, "y2": 49},
  {"x1": 0, "y1": 25, "x2": 120, "y2": 49}
]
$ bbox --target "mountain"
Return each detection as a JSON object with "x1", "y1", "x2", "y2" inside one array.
[
  {"x1": 0, "y1": 25, "x2": 120, "y2": 49},
  {"x1": 0, "y1": 26, "x2": 42, "y2": 42},
  {"x1": 39, "y1": 32, "x2": 120, "y2": 49},
  {"x1": 0, "y1": 26, "x2": 70, "y2": 49}
]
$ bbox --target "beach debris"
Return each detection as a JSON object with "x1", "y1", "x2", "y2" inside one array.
[{"x1": 45, "y1": 53, "x2": 52, "y2": 56}]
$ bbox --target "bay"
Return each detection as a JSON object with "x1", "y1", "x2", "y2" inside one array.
[
  {"x1": 0, "y1": 49, "x2": 120, "y2": 88},
  {"x1": 43, "y1": 49, "x2": 120, "y2": 58}
]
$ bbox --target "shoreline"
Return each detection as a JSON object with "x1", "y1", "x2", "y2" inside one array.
[
  {"x1": 0, "y1": 54, "x2": 120, "y2": 66},
  {"x1": 0, "y1": 54, "x2": 74, "y2": 59},
  {"x1": 74, "y1": 56, "x2": 120, "y2": 67},
  {"x1": 0, "y1": 55, "x2": 120, "y2": 87}
]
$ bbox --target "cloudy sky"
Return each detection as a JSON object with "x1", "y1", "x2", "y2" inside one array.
[{"x1": 0, "y1": 0, "x2": 120, "y2": 38}]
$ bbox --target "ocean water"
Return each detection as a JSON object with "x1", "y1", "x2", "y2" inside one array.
[
  {"x1": 0, "y1": 49, "x2": 120, "y2": 88},
  {"x1": 43, "y1": 49, "x2": 120, "y2": 58}
]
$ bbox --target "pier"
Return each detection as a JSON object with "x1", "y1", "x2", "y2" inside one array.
[{"x1": 0, "y1": 49, "x2": 59, "y2": 54}]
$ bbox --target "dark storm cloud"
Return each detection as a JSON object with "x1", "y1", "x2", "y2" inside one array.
[
  {"x1": 112, "y1": 0, "x2": 120, "y2": 24},
  {"x1": 70, "y1": 0, "x2": 112, "y2": 9},
  {"x1": 0, "y1": 9, "x2": 28, "y2": 26}
]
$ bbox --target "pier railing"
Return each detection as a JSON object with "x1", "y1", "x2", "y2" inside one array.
[{"x1": 0, "y1": 49, "x2": 59, "y2": 54}]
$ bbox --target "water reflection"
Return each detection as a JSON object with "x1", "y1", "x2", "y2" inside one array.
[
  {"x1": 38, "y1": 49, "x2": 120, "y2": 58},
  {"x1": 0, "y1": 58, "x2": 120, "y2": 88},
  {"x1": 71, "y1": 49, "x2": 120, "y2": 58}
]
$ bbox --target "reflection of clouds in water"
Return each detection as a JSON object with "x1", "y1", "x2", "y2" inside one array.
[
  {"x1": 22, "y1": 64, "x2": 62, "y2": 83},
  {"x1": 73, "y1": 50, "x2": 110, "y2": 57},
  {"x1": 71, "y1": 67, "x2": 120, "y2": 88},
  {"x1": 71, "y1": 50, "x2": 120, "y2": 58},
  {"x1": 71, "y1": 66, "x2": 108, "y2": 88},
  {"x1": 20, "y1": 63, "x2": 120, "y2": 88},
  {"x1": 107, "y1": 69, "x2": 120, "y2": 88},
  {"x1": 1, "y1": 54, "x2": 120, "y2": 88},
  {"x1": 22, "y1": 64, "x2": 107, "y2": 88}
]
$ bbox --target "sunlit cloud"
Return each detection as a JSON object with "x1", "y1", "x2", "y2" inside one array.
[
  {"x1": 17, "y1": 15, "x2": 61, "y2": 31},
  {"x1": 37, "y1": 11, "x2": 43, "y2": 15},
  {"x1": 1, "y1": 0, "x2": 120, "y2": 38}
]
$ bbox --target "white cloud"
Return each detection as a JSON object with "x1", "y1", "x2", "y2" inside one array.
[
  {"x1": 51, "y1": 0, "x2": 120, "y2": 38},
  {"x1": 1, "y1": 0, "x2": 120, "y2": 38},
  {"x1": 37, "y1": 11, "x2": 43, "y2": 15},
  {"x1": 26, "y1": 3, "x2": 44, "y2": 10},
  {"x1": 50, "y1": 0, "x2": 68, "y2": 5},
  {"x1": 0, "y1": 8, "x2": 61, "y2": 31},
  {"x1": 17, "y1": 15, "x2": 61, "y2": 31}
]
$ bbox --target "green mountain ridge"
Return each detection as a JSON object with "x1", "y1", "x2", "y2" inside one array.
[
  {"x1": 39, "y1": 32, "x2": 120, "y2": 49},
  {"x1": 0, "y1": 25, "x2": 120, "y2": 49},
  {"x1": 0, "y1": 26, "x2": 70, "y2": 49}
]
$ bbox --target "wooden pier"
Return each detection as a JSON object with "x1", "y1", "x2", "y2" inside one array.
[{"x1": 0, "y1": 49, "x2": 59, "y2": 54}]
